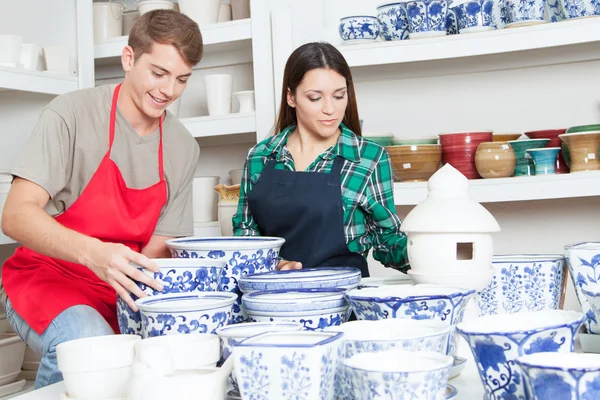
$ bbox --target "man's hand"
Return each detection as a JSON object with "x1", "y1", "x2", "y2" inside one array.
[
  {"x1": 278, "y1": 259, "x2": 302, "y2": 271},
  {"x1": 84, "y1": 240, "x2": 163, "y2": 311}
]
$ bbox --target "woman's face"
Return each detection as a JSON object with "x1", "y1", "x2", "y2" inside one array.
[{"x1": 287, "y1": 67, "x2": 348, "y2": 140}]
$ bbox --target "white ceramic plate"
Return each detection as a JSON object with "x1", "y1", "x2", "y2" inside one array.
[
  {"x1": 0, "y1": 379, "x2": 26, "y2": 397},
  {"x1": 0, "y1": 371, "x2": 21, "y2": 386},
  {"x1": 449, "y1": 356, "x2": 467, "y2": 380}
]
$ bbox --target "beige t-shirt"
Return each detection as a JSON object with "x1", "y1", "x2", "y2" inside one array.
[{"x1": 1, "y1": 84, "x2": 199, "y2": 306}]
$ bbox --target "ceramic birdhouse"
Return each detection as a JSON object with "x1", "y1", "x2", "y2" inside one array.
[{"x1": 400, "y1": 164, "x2": 500, "y2": 290}]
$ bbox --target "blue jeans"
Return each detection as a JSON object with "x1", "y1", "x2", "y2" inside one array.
[{"x1": 4, "y1": 298, "x2": 114, "y2": 389}]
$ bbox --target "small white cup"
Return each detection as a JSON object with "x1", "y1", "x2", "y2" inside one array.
[
  {"x1": 43, "y1": 46, "x2": 70, "y2": 73},
  {"x1": 20, "y1": 44, "x2": 42, "y2": 71},
  {"x1": 233, "y1": 90, "x2": 255, "y2": 113},
  {"x1": 204, "y1": 74, "x2": 233, "y2": 116}
]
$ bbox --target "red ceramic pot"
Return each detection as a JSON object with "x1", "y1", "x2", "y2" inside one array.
[
  {"x1": 524, "y1": 129, "x2": 569, "y2": 173},
  {"x1": 439, "y1": 131, "x2": 493, "y2": 179}
]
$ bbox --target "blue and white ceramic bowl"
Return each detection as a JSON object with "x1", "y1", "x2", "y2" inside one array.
[
  {"x1": 239, "y1": 267, "x2": 361, "y2": 294},
  {"x1": 246, "y1": 306, "x2": 350, "y2": 331},
  {"x1": 564, "y1": 242, "x2": 600, "y2": 333},
  {"x1": 453, "y1": 0, "x2": 495, "y2": 33},
  {"x1": 165, "y1": 236, "x2": 285, "y2": 324},
  {"x1": 216, "y1": 321, "x2": 304, "y2": 391},
  {"x1": 343, "y1": 350, "x2": 453, "y2": 400},
  {"x1": 446, "y1": 8, "x2": 459, "y2": 34},
  {"x1": 339, "y1": 16, "x2": 380, "y2": 43},
  {"x1": 515, "y1": 352, "x2": 600, "y2": 399},
  {"x1": 344, "y1": 285, "x2": 475, "y2": 357},
  {"x1": 546, "y1": 0, "x2": 566, "y2": 21},
  {"x1": 377, "y1": 2, "x2": 410, "y2": 40},
  {"x1": 242, "y1": 288, "x2": 348, "y2": 313},
  {"x1": 135, "y1": 292, "x2": 237, "y2": 338},
  {"x1": 116, "y1": 258, "x2": 227, "y2": 336},
  {"x1": 457, "y1": 310, "x2": 585, "y2": 400},
  {"x1": 232, "y1": 331, "x2": 344, "y2": 400},
  {"x1": 502, "y1": 0, "x2": 547, "y2": 27},
  {"x1": 559, "y1": 0, "x2": 600, "y2": 19},
  {"x1": 476, "y1": 254, "x2": 567, "y2": 317},
  {"x1": 405, "y1": 0, "x2": 450, "y2": 39}
]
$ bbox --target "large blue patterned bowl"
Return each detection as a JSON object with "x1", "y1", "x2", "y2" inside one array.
[
  {"x1": 559, "y1": 0, "x2": 600, "y2": 19},
  {"x1": 239, "y1": 267, "x2": 361, "y2": 294},
  {"x1": 457, "y1": 310, "x2": 584, "y2": 400},
  {"x1": 338, "y1": 16, "x2": 380, "y2": 43},
  {"x1": 343, "y1": 350, "x2": 453, "y2": 400},
  {"x1": 564, "y1": 242, "x2": 600, "y2": 333},
  {"x1": 344, "y1": 285, "x2": 474, "y2": 357},
  {"x1": 453, "y1": 0, "x2": 495, "y2": 33},
  {"x1": 116, "y1": 258, "x2": 227, "y2": 336},
  {"x1": 404, "y1": 0, "x2": 450, "y2": 39},
  {"x1": 502, "y1": 0, "x2": 547, "y2": 27},
  {"x1": 476, "y1": 254, "x2": 567, "y2": 317},
  {"x1": 377, "y1": 2, "x2": 410, "y2": 41},
  {"x1": 135, "y1": 292, "x2": 237, "y2": 338},
  {"x1": 165, "y1": 236, "x2": 285, "y2": 324},
  {"x1": 232, "y1": 331, "x2": 343, "y2": 400},
  {"x1": 515, "y1": 352, "x2": 600, "y2": 399}
]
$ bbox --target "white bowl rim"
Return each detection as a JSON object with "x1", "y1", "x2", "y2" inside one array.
[
  {"x1": 237, "y1": 330, "x2": 343, "y2": 347},
  {"x1": 150, "y1": 258, "x2": 227, "y2": 268},
  {"x1": 165, "y1": 236, "x2": 285, "y2": 251},
  {"x1": 456, "y1": 310, "x2": 584, "y2": 335},
  {"x1": 216, "y1": 321, "x2": 304, "y2": 338},
  {"x1": 343, "y1": 350, "x2": 454, "y2": 373},
  {"x1": 240, "y1": 267, "x2": 361, "y2": 282},
  {"x1": 377, "y1": 2, "x2": 411, "y2": 10},
  {"x1": 339, "y1": 15, "x2": 379, "y2": 21},
  {"x1": 135, "y1": 292, "x2": 237, "y2": 312},
  {"x1": 492, "y1": 254, "x2": 565, "y2": 263},
  {"x1": 327, "y1": 319, "x2": 451, "y2": 340},
  {"x1": 564, "y1": 241, "x2": 600, "y2": 251},
  {"x1": 516, "y1": 352, "x2": 600, "y2": 371},
  {"x1": 345, "y1": 284, "x2": 475, "y2": 301}
]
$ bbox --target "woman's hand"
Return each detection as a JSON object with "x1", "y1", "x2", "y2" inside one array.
[{"x1": 278, "y1": 259, "x2": 302, "y2": 271}]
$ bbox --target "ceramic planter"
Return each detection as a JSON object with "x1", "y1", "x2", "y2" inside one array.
[
  {"x1": 523, "y1": 129, "x2": 569, "y2": 173},
  {"x1": 387, "y1": 144, "x2": 442, "y2": 182},
  {"x1": 526, "y1": 147, "x2": 561, "y2": 175},
  {"x1": 559, "y1": 132, "x2": 600, "y2": 172},
  {"x1": 439, "y1": 131, "x2": 493, "y2": 179},
  {"x1": 232, "y1": 91, "x2": 255, "y2": 113},
  {"x1": 405, "y1": 0, "x2": 451, "y2": 38},
  {"x1": 93, "y1": 2, "x2": 123, "y2": 43},
  {"x1": 339, "y1": 16, "x2": 380, "y2": 43},
  {"x1": 377, "y1": 2, "x2": 410, "y2": 40},
  {"x1": 507, "y1": 139, "x2": 550, "y2": 176},
  {"x1": 205, "y1": 74, "x2": 233, "y2": 116},
  {"x1": 474, "y1": 142, "x2": 516, "y2": 178},
  {"x1": 564, "y1": 242, "x2": 600, "y2": 334},
  {"x1": 453, "y1": 0, "x2": 495, "y2": 33}
]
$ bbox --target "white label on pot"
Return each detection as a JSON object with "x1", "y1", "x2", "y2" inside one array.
[
  {"x1": 403, "y1": 163, "x2": 411, "y2": 169},
  {"x1": 589, "y1": 153, "x2": 596, "y2": 160}
]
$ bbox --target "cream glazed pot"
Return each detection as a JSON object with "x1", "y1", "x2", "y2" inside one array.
[{"x1": 401, "y1": 164, "x2": 500, "y2": 290}]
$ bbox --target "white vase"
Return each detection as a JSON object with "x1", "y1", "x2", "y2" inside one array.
[
  {"x1": 179, "y1": 0, "x2": 221, "y2": 27},
  {"x1": 193, "y1": 176, "x2": 220, "y2": 222},
  {"x1": 204, "y1": 74, "x2": 233, "y2": 116},
  {"x1": 233, "y1": 90, "x2": 255, "y2": 113},
  {"x1": 93, "y1": 2, "x2": 123, "y2": 43}
]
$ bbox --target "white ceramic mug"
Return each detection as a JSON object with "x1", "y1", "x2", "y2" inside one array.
[
  {"x1": 179, "y1": 0, "x2": 221, "y2": 27},
  {"x1": 93, "y1": 2, "x2": 123, "y2": 42},
  {"x1": 204, "y1": 74, "x2": 233, "y2": 116},
  {"x1": 233, "y1": 90, "x2": 255, "y2": 113}
]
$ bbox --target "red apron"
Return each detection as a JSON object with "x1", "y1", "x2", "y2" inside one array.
[{"x1": 2, "y1": 83, "x2": 167, "y2": 335}]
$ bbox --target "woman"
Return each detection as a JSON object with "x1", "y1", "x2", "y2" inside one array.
[{"x1": 232, "y1": 42, "x2": 407, "y2": 277}]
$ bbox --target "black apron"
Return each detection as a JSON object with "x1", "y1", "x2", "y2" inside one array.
[{"x1": 248, "y1": 156, "x2": 369, "y2": 277}]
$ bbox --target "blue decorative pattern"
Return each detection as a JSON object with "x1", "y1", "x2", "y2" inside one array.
[
  {"x1": 171, "y1": 247, "x2": 281, "y2": 323},
  {"x1": 140, "y1": 308, "x2": 231, "y2": 337},
  {"x1": 564, "y1": 244, "x2": 600, "y2": 333},
  {"x1": 377, "y1": 3, "x2": 410, "y2": 40},
  {"x1": 504, "y1": 0, "x2": 547, "y2": 24},
  {"x1": 339, "y1": 16, "x2": 380, "y2": 42},
  {"x1": 476, "y1": 257, "x2": 566, "y2": 317},
  {"x1": 238, "y1": 351, "x2": 270, "y2": 400},
  {"x1": 446, "y1": 9, "x2": 459, "y2": 34},
  {"x1": 453, "y1": 0, "x2": 495, "y2": 31},
  {"x1": 559, "y1": 0, "x2": 600, "y2": 18},
  {"x1": 405, "y1": 0, "x2": 450, "y2": 35},
  {"x1": 458, "y1": 314, "x2": 584, "y2": 400},
  {"x1": 247, "y1": 308, "x2": 347, "y2": 331},
  {"x1": 343, "y1": 331, "x2": 449, "y2": 359}
]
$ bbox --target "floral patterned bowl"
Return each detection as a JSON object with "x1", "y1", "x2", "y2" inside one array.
[
  {"x1": 339, "y1": 16, "x2": 380, "y2": 43},
  {"x1": 232, "y1": 331, "x2": 343, "y2": 400},
  {"x1": 377, "y1": 2, "x2": 410, "y2": 41},
  {"x1": 344, "y1": 285, "x2": 475, "y2": 357},
  {"x1": 117, "y1": 258, "x2": 227, "y2": 336},
  {"x1": 515, "y1": 352, "x2": 600, "y2": 399},
  {"x1": 476, "y1": 254, "x2": 567, "y2": 317},
  {"x1": 456, "y1": 310, "x2": 585, "y2": 400},
  {"x1": 342, "y1": 350, "x2": 453, "y2": 400},
  {"x1": 405, "y1": 0, "x2": 451, "y2": 38},
  {"x1": 135, "y1": 292, "x2": 237, "y2": 338},
  {"x1": 453, "y1": 0, "x2": 495, "y2": 33},
  {"x1": 165, "y1": 236, "x2": 285, "y2": 324},
  {"x1": 246, "y1": 306, "x2": 350, "y2": 331},
  {"x1": 503, "y1": 0, "x2": 547, "y2": 27},
  {"x1": 564, "y1": 242, "x2": 600, "y2": 334}
]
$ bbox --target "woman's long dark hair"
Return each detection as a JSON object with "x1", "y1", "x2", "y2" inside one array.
[{"x1": 274, "y1": 42, "x2": 362, "y2": 137}]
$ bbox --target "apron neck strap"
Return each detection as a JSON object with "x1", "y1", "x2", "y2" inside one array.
[{"x1": 109, "y1": 83, "x2": 165, "y2": 181}]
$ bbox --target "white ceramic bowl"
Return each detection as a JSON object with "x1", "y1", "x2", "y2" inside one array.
[
  {"x1": 0, "y1": 334, "x2": 26, "y2": 385},
  {"x1": 477, "y1": 254, "x2": 567, "y2": 316},
  {"x1": 407, "y1": 267, "x2": 495, "y2": 290},
  {"x1": 515, "y1": 352, "x2": 600, "y2": 399},
  {"x1": 135, "y1": 292, "x2": 237, "y2": 337},
  {"x1": 246, "y1": 306, "x2": 350, "y2": 331},
  {"x1": 136, "y1": 0, "x2": 176, "y2": 15},
  {"x1": 360, "y1": 274, "x2": 412, "y2": 287},
  {"x1": 457, "y1": 310, "x2": 585, "y2": 400},
  {"x1": 57, "y1": 335, "x2": 140, "y2": 400},
  {"x1": 134, "y1": 333, "x2": 220, "y2": 370},
  {"x1": 343, "y1": 350, "x2": 453, "y2": 399},
  {"x1": 232, "y1": 331, "x2": 343, "y2": 400}
]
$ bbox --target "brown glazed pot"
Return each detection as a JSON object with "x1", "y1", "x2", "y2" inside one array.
[
  {"x1": 559, "y1": 132, "x2": 600, "y2": 172},
  {"x1": 387, "y1": 144, "x2": 442, "y2": 182},
  {"x1": 475, "y1": 142, "x2": 516, "y2": 178},
  {"x1": 493, "y1": 133, "x2": 522, "y2": 142}
]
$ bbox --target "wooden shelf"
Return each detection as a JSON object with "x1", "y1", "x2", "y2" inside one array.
[
  {"x1": 394, "y1": 171, "x2": 600, "y2": 205},
  {"x1": 0, "y1": 66, "x2": 78, "y2": 95},
  {"x1": 182, "y1": 112, "x2": 256, "y2": 138}
]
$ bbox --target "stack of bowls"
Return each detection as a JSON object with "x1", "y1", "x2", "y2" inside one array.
[
  {"x1": 508, "y1": 138, "x2": 551, "y2": 176},
  {"x1": 165, "y1": 236, "x2": 285, "y2": 323},
  {"x1": 117, "y1": 258, "x2": 227, "y2": 336},
  {"x1": 387, "y1": 144, "x2": 442, "y2": 182},
  {"x1": 476, "y1": 254, "x2": 568, "y2": 317},
  {"x1": 524, "y1": 129, "x2": 569, "y2": 173},
  {"x1": 242, "y1": 288, "x2": 351, "y2": 330},
  {"x1": 439, "y1": 131, "x2": 493, "y2": 179},
  {"x1": 457, "y1": 310, "x2": 584, "y2": 400},
  {"x1": 559, "y1": 125, "x2": 600, "y2": 173}
]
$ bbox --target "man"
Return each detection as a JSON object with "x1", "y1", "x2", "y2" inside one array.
[{"x1": 0, "y1": 10, "x2": 202, "y2": 388}]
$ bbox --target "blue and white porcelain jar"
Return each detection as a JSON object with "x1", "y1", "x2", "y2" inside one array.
[
  {"x1": 502, "y1": 0, "x2": 547, "y2": 27},
  {"x1": 453, "y1": 0, "x2": 496, "y2": 33},
  {"x1": 405, "y1": 0, "x2": 450, "y2": 38},
  {"x1": 559, "y1": 0, "x2": 600, "y2": 19},
  {"x1": 377, "y1": 2, "x2": 410, "y2": 40},
  {"x1": 339, "y1": 16, "x2": 380, "y2": 43}
]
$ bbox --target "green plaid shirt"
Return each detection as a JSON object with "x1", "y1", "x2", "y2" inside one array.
[{"x1": 233, "y1": 124, "x2": 409, "y2": 272}]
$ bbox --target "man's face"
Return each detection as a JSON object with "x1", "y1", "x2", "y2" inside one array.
[{"x1": 122, "y1": 42, "x2": 193, "y2": 120}]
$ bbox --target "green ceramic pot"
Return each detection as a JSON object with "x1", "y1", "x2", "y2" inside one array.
[
  {"x1": 508, "y1": 139, "x2": 551, "y2": 176},
  {"x1": 392, "y1": 138, "x2": 439, "y2": 145},
  {"x1": 565, "y1": 124, "x2": 600, "y2": 134}
]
